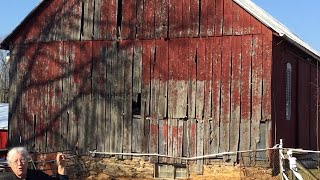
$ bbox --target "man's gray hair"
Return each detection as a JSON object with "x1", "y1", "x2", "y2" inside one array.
[{"x1": 7, "y1": 147, "x2": 29, "y2": 165}]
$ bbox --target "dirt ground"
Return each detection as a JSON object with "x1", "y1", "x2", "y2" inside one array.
[
  {"x1": 189, "y1": 165, "x2": 279, "y2": 180},
  {"x1": 85, "y1": 165, "x2": 280, "y2": 180}
]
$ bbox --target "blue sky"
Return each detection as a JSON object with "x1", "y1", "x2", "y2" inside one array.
[{"x1": 0, "y1": 0, "x2": 319, "y2": 52}]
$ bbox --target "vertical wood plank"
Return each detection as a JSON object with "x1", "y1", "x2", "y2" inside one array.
[
  {"x1": 230, "y1": 36, "x2": 241, "y2": 163},
  {"x1": 150, "y1": 38, "x2": 159, "y2": 162},
  {"x1": 121, "y1": 0, "x2": 136, "y2": 39},
  {"x1": 297, "y1": 62, "x2": 310, "y2": 149},
  {"x1": 262, "y1": 26, "x2": 273, "y2": 153},
  {"x1": 123, "y1": 41, "x2": 133, "y2": 159},
  {"x1": 196, "y1": 120, "x2": 204, "y2": 174},
  {"x1": 51, "y1": 42, "x2": 64, "y2": 152},
  {"x1": 142, "y1": 40, "x2": 153, "y2": 158},
  {"x1": 149, "y1": 117, "x2": 158, "y2": 162},
  {"x1": 82, "y1": 0, "x2": 94, "y2": 40},
  {"x1": 104, "y1": 42, "x2": 112, "y2": 155},
  {"x1": 136, "y1": 0, "x2": 144, "y2": 39},
  {"x1": 220, "y1": 36, "x2": 231, "y2": 161},
  {"x1": 250, "y1": 16, "x2": 262, "y2": 35},
  {"x1": 77, "y1": 41, "x2": 93, "y2": 154},
  {"x1": 200, "y1": 0, "x2": 208, "y2": 37},
  {"x1": 61, "y1": 41, "x2": 71, "y2": 150},
  {"x1": 196, "y1": 39, "x2": 205, "y2": 119},
  {"x1": 242, "y1": 10, "x2": 251, "y2": 34},
  {"x1": 251, "y1": 35, "x2": 263, "y2": 163},
  {"x1": 156, "y1": 39, "x2": 168, "y2": 119},
  {"x1": 310, "y1": 66, "x2": 318, "y2": 150},
  {"x1": 169, "y1": 0, "x2": 183, "y2": 38},
  {"x1": 240, "y1": 35, "x2": 252, "y2": 164},
  {"x1": 118, "y1": 41, "x2": 125, "y2": 159},
  {"x1": 182, "y1": 0, "x2": 191, "y2": 37},
  {"x1": 189, "y1": 0, "x2": 199, "y2": 37},
  {"x1": 182, "y1": 120, "x2": 188, "y2": 160},
  {"x1": 109, "y1": 41, "x2": 117, "y2": 154},
  {"x1": 172, "y1": 119, "x2": 178, "y2": 163},
  {"x1": 132, "y1": 40, "x2": 143, "y2": 153},
  {"x1": 215, "y1": 0, "x2": 223, "y2": 36},
  {"x1": 65, "y1": 42, "x2": 79, "y2": 152},
  {"x1": 93, "y1": 0, "x2": 102, "y2": 40},
  {"x1": 143, "y1": 0, "x2": 155, "y2": 39},
  {"x1": 177, "y1": 119, "x2": 184, "y2": 164},
  {"x1": 168, "y1": 40, "x2": 177, "y2": 119},
  {"x1": 207, "y1": 0, "x2": 215, "y2": 36},
  {"x1": 204, "y1": 38, "x2": 213, "y2": 164},
  {"x1": 92, "y1": 41, "x2": 107, "y2": 154},
  {"x1": 159, "y1": 119, "x2": 168, "y2": 163},
  {"x1": 188, "y1": 38, "x2": 196, "y2": 119},
  {"x1": 176, "y1": 39, "x2": 188, "y2": 118},
  {"x1": 232, "y1": 2, "x2": 243, "y2": 35},
  {"x1": 168, "y1": 119, "x2": 173, "y2": 163},
  {"x1": 67, "y1": 0, "x2": 82, "y2": 40},
  {"x1": 211, "y1": 37, "x2": 222, "y2": 156},
  {"x1": 223, "y1": 0, "x2": 233, "y2": 35},
  {"x1": 155, "y1": 0, "x2": 168, "y2": 38},
  {"x1": 188, "y1": 119, "x2": 197, "y2": 164},
  {"x1": 101, "y1": 0, "x2": 117, "y2": 39}
]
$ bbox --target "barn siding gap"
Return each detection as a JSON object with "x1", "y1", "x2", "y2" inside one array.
[{"x1": 117, "y1": 0, "x2": 123, "y2": 38}]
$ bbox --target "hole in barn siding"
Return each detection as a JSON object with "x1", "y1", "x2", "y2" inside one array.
[
  {"x1": 117, "y1": 0, "x2": 123, "y2": 38},
  {"x1": 33, "y1": 114, "x2": 37, "y2": 146},
  {"x1": 133, "y1": 93, "x2": 141, "y2": 116},
  {"x1": 80, "y1": 1, "x2": 85, "y2": 39}
]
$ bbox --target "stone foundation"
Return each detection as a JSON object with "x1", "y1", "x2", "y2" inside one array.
[{"x1": 73, "y1": 156, "x2": 277, "y2": 180}]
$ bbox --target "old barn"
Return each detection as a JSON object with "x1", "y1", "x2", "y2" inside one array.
[{"x1": 1, "y1": 0, "x2": 320, "y2": 177}]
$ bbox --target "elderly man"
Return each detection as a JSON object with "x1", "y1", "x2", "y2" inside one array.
[{"x1": 0, "y1": 147, "x2": 68, "y2": 180}]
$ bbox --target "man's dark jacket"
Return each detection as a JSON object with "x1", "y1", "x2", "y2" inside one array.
[{"x1": 0, "y1": 169, "x2": 68, "y2": 180}]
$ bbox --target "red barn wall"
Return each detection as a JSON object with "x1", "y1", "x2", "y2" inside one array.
[
  {"x1": 0, "y1": 130, "x2": 7, "y2": 149},
  {"x1": 7, "y1": 0, "x2": 274, "y2": 166}
]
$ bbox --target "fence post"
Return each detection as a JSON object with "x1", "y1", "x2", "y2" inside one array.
[{"x1": 279, "y1": 139, "x2": 284, "y2": 180}]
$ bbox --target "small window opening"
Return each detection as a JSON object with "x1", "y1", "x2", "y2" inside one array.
[
  {"x1": 286, "y1": 63, "x2": 292, "y2": 121},
  {"x1": 154, "y1": 164, "x2": 188, "y2": 179}
]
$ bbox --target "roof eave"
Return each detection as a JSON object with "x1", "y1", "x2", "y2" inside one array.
[
  {"x1": 0, "y1": 40, "x2": 9, "y2": 50},
  {"x1": 233, "y1": 0, "x2": 320, "y2": 61}
]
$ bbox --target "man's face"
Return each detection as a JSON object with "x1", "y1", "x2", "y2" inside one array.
[{"x1": 9, "y1": 152, "x2": 28, "y2": 178}]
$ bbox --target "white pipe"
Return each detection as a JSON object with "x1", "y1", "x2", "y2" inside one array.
[
  {"x1": 89, "y1": 147, "x2": 279, "y2": 161},
  {"x1": 288, "y1": 148, "x2": 320, "y2": 153}
]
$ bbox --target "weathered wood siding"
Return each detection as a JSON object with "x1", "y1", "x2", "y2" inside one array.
[{"x1": 8, "y1": 0, "x2": 274, "y2": 166}]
